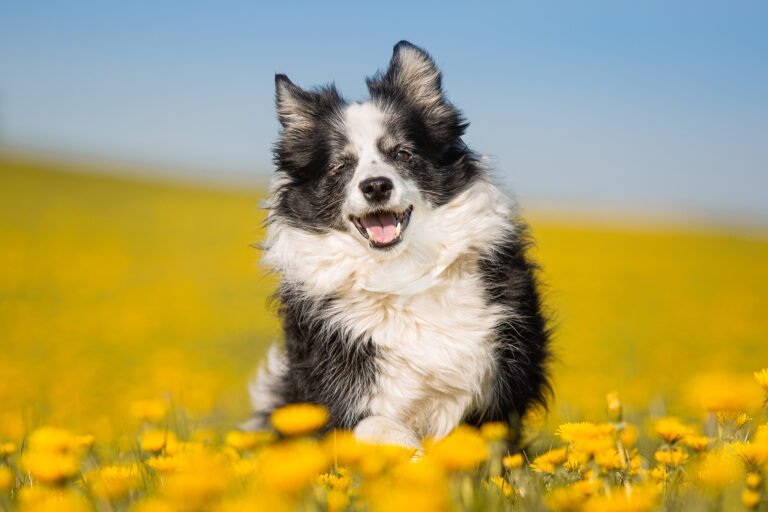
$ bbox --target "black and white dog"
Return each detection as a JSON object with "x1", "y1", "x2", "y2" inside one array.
[{"x1": 249, "y1": 41, "x2": 550, "y2": 448}]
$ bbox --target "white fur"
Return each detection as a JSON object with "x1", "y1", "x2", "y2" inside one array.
[
  {"x1": 260, "y1": 145, "x2": 515, "y2": 446},
  {"x1": 342, "y1": 102, "x2": 417, "y2": 221}
]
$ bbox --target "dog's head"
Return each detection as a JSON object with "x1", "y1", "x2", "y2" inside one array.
[{"x1": 270, "y1": 41, "x2": 483, "y2": 257}]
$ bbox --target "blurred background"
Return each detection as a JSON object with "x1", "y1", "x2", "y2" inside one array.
[{"x1": 1, "y1": 1, "x2": 766, "y2": 439}]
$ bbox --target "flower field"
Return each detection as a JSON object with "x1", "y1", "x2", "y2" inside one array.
[{"x1": 1, "y1": 152, "x2": 768, "y2": 511}]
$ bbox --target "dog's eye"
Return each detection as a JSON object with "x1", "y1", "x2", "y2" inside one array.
[
  {"x1": 394, "y1": 150, "x2": 411, "y2": 162},
  {"x1": 331, "y1": 162, "x2": 349, "y2": 173}
]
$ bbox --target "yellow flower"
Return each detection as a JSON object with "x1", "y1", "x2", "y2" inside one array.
[
  {"x1": 650, "y1": 466, "x2": 669, "y2": 483},
  {"x1": 742, "y1": 489, "x2": 760, "y2": 509},
  {"x1": 715, "y1": 411, "x2": 751, "y2": 429},
  {"x1": 585, "y1": 485, "x2": 660, "y2": 512},
  {"x1": 480, "y1": 421, "x2": 509, "y2": 442},
  {"x1": 0, "y1": 442, "x2": 16, "y2": 457},
  {"x1": 270, "y1": 403, "x2": 329, "y2": 436},
  {"x1": 26, "y1": 426, "x2": 79, "y2": 453},
  {"x1": 21, "y1": 427, "x2": 87, "y2": 484},
  {"x1": 606, "y1": 391, "x2": 622, "y2": 422},
  {"x1": 757, "y1": 425, "x2": 768, "y2": 444},
  {"x1": 486, "y1": 475, "x2": 513, "y2": 496},
  {"x1": 653, "y1": 417, "x2": 693, "y2": 443},
  {"x1": 130, "y1": 399, "x2": 169, "y2": 423},
  {"x1": 733, "y1": 441, "x2": 768, "y2": 467},
  {"x1": 427, "y1": 425, "x2": 488, "y2": 472},
  {"x1": 694, "y1": 451, "x2": 741, "y2": 493},
  {"x1": 145, "y1": 455, "x2": 182, "y2": 474},
  {"x1": 0, "y1": 466, "x2": 14, "y2": 492},
  {"x1": 620, "y1": 424, "x2": 638, "y2": 448},
  {"x1": 140, "y1": 430, "x2": 177, "y2": 453},
  {"x1": 74, "y1": 435, "x2": 95, "y2": 452},
  {"x1": 654, "y1": 447, "x2": 688, "y2": 467},
  {"x1": 746, "y1": 471, "x2": 761, "y2": 490},
  {"x1": 502, "y1": 453, "x2": 523, "y2": 469},
  {"x1": 257, "y1": 439, "x2": 330, "y2": 493},
  {"x1": 161, "y1": 452, "x2": 232, "y2": 506},
  {"x1": 546, "y1": 481, "x2": 593, "y2": 511},
  {"x1": 562, "y1": 455, "x2": 583, "y2": 472},
  {"x1": 755, "y1": 368, "x2": 768, "y2": 393},
  {"x1": 595, "y1": 450, "x2": 624, "y2": 471},
  {"x1": 689, "y1": 372, "x2": 763, "y2": 413},
  {"x1": 682, "y1": 435, "x2": 711, "y2": 452},
  {"x1": 86, "y1": 465, "x2": 141, "y2": 501},
  {"x1": 556, "y1": 422, "x2": 614, "y2": 443},
  {"x1": 16, "y1": 486, "x2": 91, "y2": 512},
  {"x1": 224, "y1": 430, "x2": 274, "y2": 451},
  {"x1": 531, "y1": 447, "x2": 568, "y2": 473}
]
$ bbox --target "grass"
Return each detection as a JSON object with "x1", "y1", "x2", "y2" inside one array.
[{"x1": 0, "y1": 152, "x2": 767, "y2": 510}]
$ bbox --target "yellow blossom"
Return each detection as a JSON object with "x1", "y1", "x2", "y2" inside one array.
[
  {"x1": 145, "y1": 455, "x2": 182, "y2": 474},
  {"x1": 0, "y1": 442, "x2": 16, "y2": 457},
  {"x1": 694, "y1": 451, "x2": 741, "y2": 493},
  {"x1": 502, "y1": 453, "x2": 523, "y2": 469},
  {"x1": 140, "y1": 430, "x2": 177, "y2": 453},
  {"x1": 161, "y1": 452, "x2": 233, "y2": 506},
  {"x1": 16, "y1": 486, "x2": 91, "y2": 512},
  {"x1": 324, "y1": 430, "x2": 367, "y2": 467},
  {"x1": 654, "y1": 447, "x2": 688, "y2": 467},
  {"x1": 653, "y1": 417, "x2": 693, "y2": 443},
  {"x1": 531, "y1": 447, "x2": 568, "y2": 473},
  {"x1": 563, "y1": 455, "x2": 583, "y2": 472},
  {"x1": 556, "y1": 422, "x2": 614, "y2": 443},
  {"x1": 715, "y1": 411, "x2": 751, "y2": 429},
  {"x1": 585, "y1": 485, "x2": 659, "y2": 512},
  {"x1": 86, "y1": 465, "x2": 141, "y2": 501},
  {"x1": 130, "y1": 399, "x2": 169, "y2": 423},
  {"x1": 257, "y1": 439, "x2": 330, "y2": 493},
  {"x1": 620, "y1": 424, "x2": 638, "y2": 447},
  {"x1": 546, "y1": 481, "x2": 593, "y2": 511},
  {"x1": 427, "y1": 425, "x2": 488, "y2": 472},
  {"x1": 742, "y1": 489, "x2": 760, "y2": 509},
  {"x1": 689, "y1": 372, "x2": 763, "y2": 413},
  {"x1": 595, "y1": 450, "x2": 624, "y2": 471},
  {"x1": 733, "y1": 441, "x2": 768, "y2": 467},
  {"x1": 606, "y1": 391, "x2": 622, "y2": 422},
  {"x1": 270, "y1": 403, "x2": 329, "y2": 436},
  {"x1": 224, "y1": 430, "x2": 274, "y2": 451},
  {"x1": 0, "y1": 466, "x2": 14, "y2": 492},
  {"x1": 480, "y1": 421, "x2": 509, "y2": 441},
  {"x1": 485, "y1": 475, "x2": 513, "y2": 496},
  {"x1": 682, "y1": 435, "x2": 711, "y2": 452},
  {"x1": 754, "y1": 368, "x2": 768, "y2": 394},
  {"x1": 746, "y1": 472, "x2": 761, "y2": 489},
  {"x1": 650, "y1": 466, "x2": 669, "y2": 483}
]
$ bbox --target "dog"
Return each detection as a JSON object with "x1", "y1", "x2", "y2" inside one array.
[{"x1": 248, "y1": 41, "x2": 550, "y2": 449}]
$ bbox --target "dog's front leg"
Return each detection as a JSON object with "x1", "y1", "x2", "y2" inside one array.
[{"x1": 354, "y1": 415, "x2": 421, "y2": 450}]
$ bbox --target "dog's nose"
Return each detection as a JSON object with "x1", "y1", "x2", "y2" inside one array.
[{"x1": 359, "y1": 177, "x2": 393, "y2": 203}]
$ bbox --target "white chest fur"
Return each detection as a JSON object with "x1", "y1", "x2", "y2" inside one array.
[
  {"x1": 335, "y1": 257, "x2": 503, "y2": 439},
  {"x1": 262, "y1": 180, "x2": 514, "y2": 444}
]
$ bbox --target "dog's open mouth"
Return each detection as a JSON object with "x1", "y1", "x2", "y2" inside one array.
[{"x1": 350, "y1": 206, "x2": 413, "y2": 248}]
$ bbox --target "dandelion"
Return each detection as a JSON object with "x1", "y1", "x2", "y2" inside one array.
[
  {"x1": 224, "y1": 430, "x2": 274, "y2": 451},
  {"x1": 746, "y1": 472, "x2": 761, "y2": 489},
  {"x1": 606, "y1": 391, "x2": 622, "y2": 422},
  {"x1": 694, "y1": 451, "x2": 741, "y2": 493},
  {"x1": 270, "y1": 403, "x2": 329, "y2": 436},
  {"x1": 480, "y1": 421, "x2": 509, "y2": 442},
  {"x1": 546, "y1": 481, "x2": 593, "y2": 511},
  {"x1": 586, "y1": 484, "x2": 659, "y2": 512},
  {"x1": 682, "y1": 435, "x2": 711, "y2": 452},
  {"x1": 654, "y1": 447, "x2": 688, "y2": 467},
  {"x1": 0, "y1": 442, "x2": 16, "y2": 457},
  {"x1": 257, "y1": 439, "x2": 331, "y2": 493},
  {"x1": 755, "y1": 368, "x2": 768, "y2": 394},
  {"x1": 130, "y1": 399, "x2": 169, "y2": 423},
  {"x1": 742, "y1": 489, "x2": 760, "y2": 509},
  {"x1": 502, "y1": 453, "x2": 523, "y2": 470},
  {"x1": 485, "y1": 475, "x2": 513, "y2": 496},
  {"x1": 556, "y1": 422, "x2": 614, "y2": 443},
  {"x1": 715, "y1": 411, "x2": 751, "y2": 429},
  {"x1": 86, "y1": 465, "x2": 141, "y2": 501},
  {"x1": 733, "y1": 441, "x2": 768, "y2": 467},
  {"x1": 0, "y1": 466, "x2": 14, "y2": 492},
  {"x1": 620, "y1": 424, "x2": 638, "y2": 447},
  {"x1": 428, "y1": 425, "x2": 488, "y2": 472},
  {"x1": 653, "y1": 417, "x2": 693, "y2": 443},
  {"x1": 531, "y1": 447, "x2": 568, "y2": 473},
  {"x1": 140, "y1": 430, "x2": 178, "y2": 454},
  {"x1": 16, "y1": 486, "x2": 91, "y2": 512}
]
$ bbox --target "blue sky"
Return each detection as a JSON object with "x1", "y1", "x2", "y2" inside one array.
[{"x1": 1, "y1": 1, "x2": 767, "y2": 219}]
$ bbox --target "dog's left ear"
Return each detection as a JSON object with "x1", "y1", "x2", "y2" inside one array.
[{"x1": 367, "y1": 41, "x2": 467, "y2": 145}]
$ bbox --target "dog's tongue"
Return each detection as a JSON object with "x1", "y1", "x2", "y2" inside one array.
[{"x1": 363, "y1": 213, "x2": 398, "y2": 244}]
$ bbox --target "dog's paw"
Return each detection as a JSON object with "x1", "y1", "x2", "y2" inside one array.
[{"x1": 354, "y1": 415, "x2": 422, "y2": 450}]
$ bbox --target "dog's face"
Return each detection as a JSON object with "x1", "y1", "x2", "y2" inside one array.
[{"x1": 271, "y1": 41, "x2": 481, "y2": 257}]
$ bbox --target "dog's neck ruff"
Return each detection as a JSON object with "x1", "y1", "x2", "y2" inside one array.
[{"x1": 263, "y1": 179, "x2": 514, "y2": 298}]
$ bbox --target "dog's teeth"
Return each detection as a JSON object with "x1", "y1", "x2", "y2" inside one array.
[
  {"x1": 395, "y1": 222, "x2": 401, "y2": 237},
  {"x1": 365, "y1": 227, "x2": 374, "y2": 239}
]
